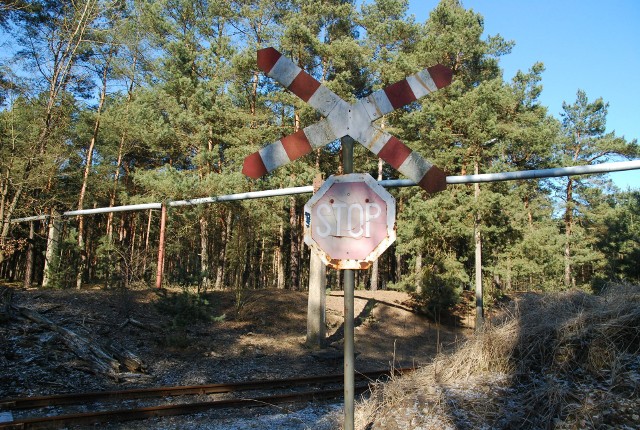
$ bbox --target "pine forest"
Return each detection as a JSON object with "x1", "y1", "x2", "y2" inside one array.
[{"x1": 1, "y1": 0, "x2": 639, "y2": 313}]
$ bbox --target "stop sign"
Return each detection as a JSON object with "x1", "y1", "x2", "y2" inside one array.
[{"x1": 304, "y1": 173, "x2": 396, "y2": 270}]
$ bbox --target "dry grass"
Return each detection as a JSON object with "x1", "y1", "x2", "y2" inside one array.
[{"x1": 356, "y1": 284, "x2": 640, "y2": 429}]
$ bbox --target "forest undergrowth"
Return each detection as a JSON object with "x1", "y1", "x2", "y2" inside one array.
[{"x1": 356, "y1": 283, "x2": 640, "y2": 430}]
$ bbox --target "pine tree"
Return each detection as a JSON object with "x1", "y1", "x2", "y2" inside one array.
[
  {"x1": 0, "y1": 0, "x2": 101, "y2": 267},
  {"x1": 595, "y1": 191, "x2": 640, "y2": 284},
  {"x1": 394, "y1": 0, "x2": 512, "y2": 316},
  {"x1": 557, "y1": 89, "x2": 639, "y2": 287}
]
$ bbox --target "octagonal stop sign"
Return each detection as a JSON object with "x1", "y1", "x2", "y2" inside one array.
[{"x1": 304, "y1": 173, "x2": 396, "y2": 270}]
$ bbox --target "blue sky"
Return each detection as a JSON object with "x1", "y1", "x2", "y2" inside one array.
[{"x1": 407, "y1": 0, "x2": 640, "y2": 190}]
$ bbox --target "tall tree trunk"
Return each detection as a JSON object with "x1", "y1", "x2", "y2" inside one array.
[
  {"x1": 414, "y1": 253, "x2": 423, "y2": 294},
  {"x1": 79, "y1": 61, "x2": 109, "y2": 217},
  {"x1": 250, "y1": 70, "x2": 259, "y2": 118},
  {"x1": 199, "y1": 215, "x2": 210, "y2": 292},
  {"x1": 369, "y1": 254, "x2": 380, "y2": 290},
  {"x1": 276, "y1": 222, "x2": 285, "y2": 289},
  {"x1": 42, "y1": 210, "x2": 62, "y2": 288},
  {"x1": 23, "y1": 221, "x2": 35, "y2": 288},
  {"x1": 155, "y1": 205, "x2": 167, "y2": 289},
  {"x1": 197, "y1": 125, "x2": 215, "y2": 292},
  {"x1": 106, "y1": 57, "x2": 136, "y2": 241},
  {"x1": 474, "y1": 160, "x2": 484, "y2": 330},
  {"x1": 118, "y1": 215, "x2": 126, "y2": 243},
  {"x1": 306, "y1": 250, "x2": 326, "y2": 348},
  {"x1": 524, "y1": 193, "x2": 534, "y2": 229},
  {"x1": 259, "y1": 238, "x2": 266, "y2": 288},
  {"x1": 564, "y1": 177, "x2": 574, "y2": 288},
  {"x1": 215, "y1": 209, "x2": 231, "y2": 290},
  {"x1": 76, "y1": 66, "x2": 108, "y2": 289},
  {"x1": 395, "y1": 249, "x2": 402, "y2": 284},
  {"x1": 289, "y1": 197, "x2": 299, "y2": 290},
  {"x1": 306, "y1": 174, "x2": 326, "y2": 347}
]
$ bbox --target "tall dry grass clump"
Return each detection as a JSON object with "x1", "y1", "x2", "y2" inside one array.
[{"x1": 356, "y1": 284, "x2": 640, "y2": 430}]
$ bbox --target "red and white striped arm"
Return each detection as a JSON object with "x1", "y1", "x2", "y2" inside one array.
[
  {"x1": 358, "y1": 65, "x2": 453, "y2": 121},
  {"x1": 243, "y1": 48, "x2": 348, "y2": 179},
  {"x1": 245, "y1": 47, "x2": 452, "y2": 192},
  {"x1": 360, "y1": 126, "x2": 446, "y2": 193},
  {"x1": 257, "y1": 47, "x2": 344, "y2": 117},
  {"x1": 242, "y1": 119, "x2": 337, "y2": 179}
]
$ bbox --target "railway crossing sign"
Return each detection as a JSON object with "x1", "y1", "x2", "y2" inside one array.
[
  {"x1": 242, "y1": 47, "x2": 452, "y2": 193},
  {"x1": 304, "y1": 173, "x2": 395, "y2": 270}
]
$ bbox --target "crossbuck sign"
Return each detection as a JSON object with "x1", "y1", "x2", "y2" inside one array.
[{"x1": 242, "y1": 48, "x2": 453, "y2": 193}]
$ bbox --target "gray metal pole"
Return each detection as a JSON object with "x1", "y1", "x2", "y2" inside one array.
[
  {"x1": 64, "y1": 202, "x2": 162, "y2": 216},
  {"x1": 168, "y1": 186, "x2": 314, "y2": 206},
  {"x1": 343, "y1": 268, "x2": 355, "y2": 430},
  {"x1": 448, "y1": 159, "x2": 640, "y2": 184},
  {"x1": 376, "y1": 159, "x2": 640, "y2": 188},
  {"x1": 11, "y1": 160, "x2": 640, "y2": 224},
  {"x1": 341, "y1": 135, "x2": 355, "y2": 430}
]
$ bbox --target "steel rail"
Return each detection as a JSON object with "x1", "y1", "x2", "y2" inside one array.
[
  {"x1": 0, "y1": 385, "x2": 372, "y2": 430},
  {"x1": 0, "y1": 368, "x2": 410, "y2": 410}
]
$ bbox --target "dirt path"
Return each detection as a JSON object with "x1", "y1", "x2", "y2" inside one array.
[{"x1": 325, "y1": 290, "x2": 467, "y2": 368}]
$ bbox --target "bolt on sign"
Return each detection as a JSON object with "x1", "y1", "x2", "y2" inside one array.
[
  {"x1": 304, "y1": 174, "x2": 396, "y2": 270},
  {"x1": 242, "y1": 47, "x2": 453, "y2": 193}
]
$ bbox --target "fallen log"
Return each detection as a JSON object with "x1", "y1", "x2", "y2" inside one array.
[
  {"x1": 118, "y1": 317, "x2": 159, "y2": 332},
  {"x1": 15, "y1": 306, "x2": 146, "y2": 381},
  {"x1": 107, "y1": 342, "x2": 147, "y2": 373}
]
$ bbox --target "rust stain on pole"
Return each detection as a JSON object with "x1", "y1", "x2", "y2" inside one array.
[{"x1": 155, "y1": 204, "x2": 167, "y2": 289}]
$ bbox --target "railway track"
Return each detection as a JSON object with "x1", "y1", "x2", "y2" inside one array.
[{"x1": 0, "y1": 368, "x2": 412, "y2": 429}]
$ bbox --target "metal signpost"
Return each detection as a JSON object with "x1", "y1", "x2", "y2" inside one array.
[
  {"x1": 241, "y1": 48, "x2": 453, "y2": 430},
  {"x1": 341, "y1": 136, "x2": 356, "y2": 430}
]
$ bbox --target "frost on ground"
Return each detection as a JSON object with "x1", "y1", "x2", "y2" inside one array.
[
  {"x1": 0, "y1": 285, "x2": 467, "y2": 429},
  {"x1": 356, "y1": 284, "x2": 640, "y2": 430},
  {"x1": 103, "y1": 402, "x2": 343, "y2": 430}
]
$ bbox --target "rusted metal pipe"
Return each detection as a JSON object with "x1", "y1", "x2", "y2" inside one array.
[{"x1": 155, "y1": 204, "x2": 167, "y2": 289}]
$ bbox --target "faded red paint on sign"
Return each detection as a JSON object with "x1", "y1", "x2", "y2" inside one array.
[
  {"x1": 310, "y1": 182, "x2": 388, "y2": 260},
  {"x1": 304, "y1": 174, "x2": 396, "y2": 270}
]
